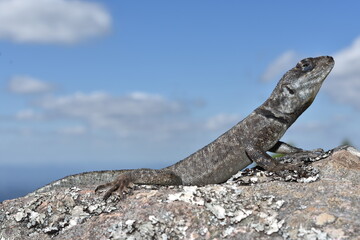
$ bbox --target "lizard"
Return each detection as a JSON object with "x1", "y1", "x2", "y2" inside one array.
[{"x1": 31, "y1": 56, "x2": 334, "y2": 200}]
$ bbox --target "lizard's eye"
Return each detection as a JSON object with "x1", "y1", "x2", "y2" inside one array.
[{"x1": 298, "y1": 59, "x2": 314, "y2": 72}]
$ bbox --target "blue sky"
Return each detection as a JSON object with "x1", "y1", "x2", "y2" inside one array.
[{"x1": 1, "y1": 0, "x2": 360, "y2": 200}]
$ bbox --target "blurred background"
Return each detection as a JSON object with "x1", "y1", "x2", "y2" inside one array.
[{"x1": 1, "y1": 1, "x2": 359, "y2": 201}]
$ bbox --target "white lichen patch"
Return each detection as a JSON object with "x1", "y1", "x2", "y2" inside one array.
[
  {"x1": 231, "y1": 209, "x2": 252, "y2": 223},
  {"x1": 14, "y1": 209, "x2": 27, "y2": 222},
  {"x1": 205, "y1": 203, "x2": 226, "y2": 220},
  {"x1": 298, "y1": 226, "x2": 330, "y2": 240},
  {"x1": 167, "y1": 186, "x2": 204, "y2": 205}
]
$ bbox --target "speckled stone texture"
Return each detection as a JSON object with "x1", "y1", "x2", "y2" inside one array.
[{"x1": 1, "y1": 146, "x2": 359, "y2": 240}]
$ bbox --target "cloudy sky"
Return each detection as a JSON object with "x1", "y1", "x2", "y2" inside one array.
[{"x1": 1, "y1": 0, "x2": 360, "y2": 200}]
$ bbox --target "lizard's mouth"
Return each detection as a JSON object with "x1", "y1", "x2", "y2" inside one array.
[
  {"x1": 321, "y1": 56, "x2": 335, "y2": 80},
  {"x1": 307, "y1": 56, "x2": 334, "y2": 89}
]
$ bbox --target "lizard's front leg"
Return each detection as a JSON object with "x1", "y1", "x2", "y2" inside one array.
[
  {"x1": 95, "y1": 168, "x2": 182, "y2": 200},
  {"x1": 268, "y1": 141, "x2": 323, "y2": 155},
  {"x1": 245, "y1": 144, "x2": 324, "y2": 177},
  {"x1": 245, "y1": 145, "x2": 305, "y2": 174}
]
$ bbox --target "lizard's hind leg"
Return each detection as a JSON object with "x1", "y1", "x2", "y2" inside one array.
[
  {"x1": 95, "y1": 168, "x2": 182, "y2": 200},
  {"x1": 95, "y1": 172, "x2": 134, "y2": 200}
]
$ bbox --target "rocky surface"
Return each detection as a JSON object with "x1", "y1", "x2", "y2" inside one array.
[{"x1": 1, "y1": 146, "x2": 359, "y2": 240}]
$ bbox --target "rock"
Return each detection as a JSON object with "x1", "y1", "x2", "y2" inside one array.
[{"x1": 1, "y1": 146, "x2": 359, "y2": 240}]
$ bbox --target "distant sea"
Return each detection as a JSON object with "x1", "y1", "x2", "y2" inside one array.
[{"x1": 0, "y1": 164, "x2": 93, "y2": 202}]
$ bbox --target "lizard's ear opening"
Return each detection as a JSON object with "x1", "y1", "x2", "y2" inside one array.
[{"x1": 284, "y1": 85, "x2": 295, "y2": 95}]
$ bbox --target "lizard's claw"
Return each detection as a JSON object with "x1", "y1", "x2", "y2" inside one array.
[{"x1": 95, "y1": 173, "x2": 134, "y2": 200}]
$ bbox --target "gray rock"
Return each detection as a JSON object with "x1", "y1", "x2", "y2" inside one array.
[{"x1": 1, "y1": 146, "x2": 359, "y2": 240}]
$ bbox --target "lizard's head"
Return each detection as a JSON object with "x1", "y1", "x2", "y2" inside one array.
[{"x1": 273, "y1": 56, "x2": 334, "y2": 115}]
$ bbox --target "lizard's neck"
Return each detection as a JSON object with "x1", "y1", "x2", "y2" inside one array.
[{"x1": 256, "y1": 95, "x2": 308, "y2": 128}]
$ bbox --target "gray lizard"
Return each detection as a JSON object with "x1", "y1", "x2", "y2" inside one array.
[{"x1": 32, "y1": 56, "x2": 334, "y2": 200}]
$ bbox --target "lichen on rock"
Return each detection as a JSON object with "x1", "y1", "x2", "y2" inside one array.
[{"x1": 1, "y1": 146, "x2": 359, "y2": 240}]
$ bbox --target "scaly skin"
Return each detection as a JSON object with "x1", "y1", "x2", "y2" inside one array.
[{"x1": 32, "y1": 56, "x2": 335, "y2": 200}]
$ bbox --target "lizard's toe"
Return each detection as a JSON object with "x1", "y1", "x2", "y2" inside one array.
[{"x1": 95, "y1": 173, "x2": 134, "y2": 200}]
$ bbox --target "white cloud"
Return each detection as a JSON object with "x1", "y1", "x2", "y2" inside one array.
[
  {"x1": 15, "y1": 109, "x2": 43, "y2": 120},
  {"x1": 8, "y1": 75, "x2": 53, "y2": 94},
  {"x1": 57, "y1": 125, "x2": 87, "y2": 135},
  {"x1": 35, "y1": 91, "x2": 187, "y2": 137},
  {"x1": 39, "y1": 91, "x2": 184, "y2": 118},
  {"x1": 260, "y1": 50, "x2": 299, "y2": 82},
  {"x1": 0, "y1": 0, "x2": 111, "y2": 44},
  {"x1": 325, "y1": 36, "x2": 360, "y2": 109},
  {"x1": 5, "y1": 73, "x2": 245, "y2": 140}
]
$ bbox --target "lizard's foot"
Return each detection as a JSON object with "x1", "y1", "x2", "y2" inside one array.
[
  {"x1": 269, "y1": 149, "x2": 332, "y2": 179},
  {"x1": 95, "y1": 172, "x2": 134, "y2": 200},
  {"x1": 281, "y1": 166, "x2": 310, "y2": 179},
  {"x1": 275, "y1": 148, "x2": 330, "y2": 165},
  {"x1": 266, "y1": 162, "x2": 308, "y2": 178}
]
